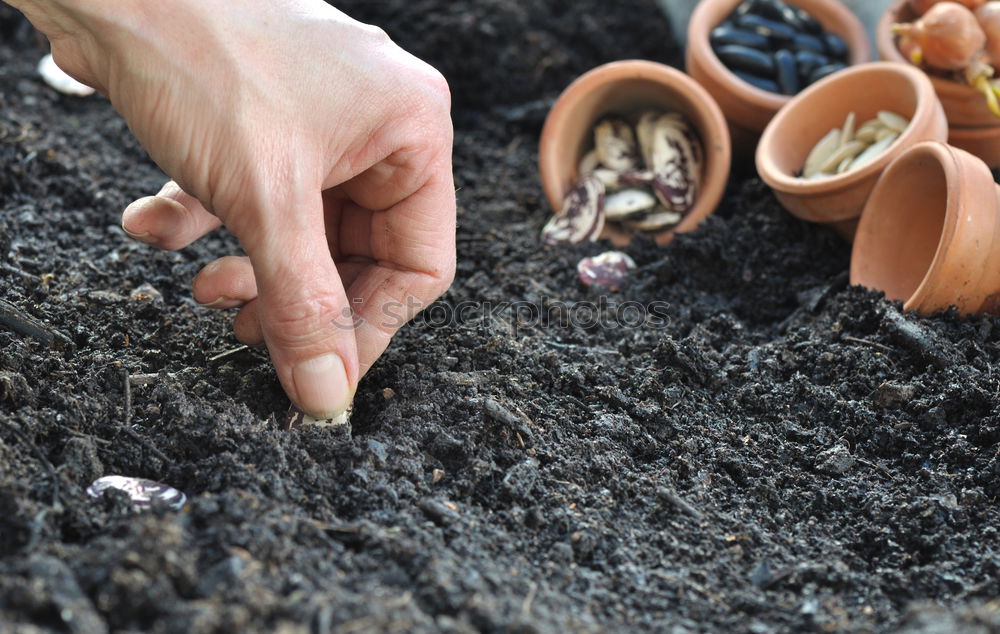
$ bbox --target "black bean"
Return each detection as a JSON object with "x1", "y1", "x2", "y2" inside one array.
[
  {"x1": 715, "y1": 44, "x2": 776, "y2": 77},
  {"x1": 792, "y1": 32, "x2": 826, "y2": 56},
  {"x1": 711, "y1": 24, "x2": 771, "y2": 50},
  {"x1": 775, "y1": 3, "x2": 807, "y2": 32},
  {"x1": 794, "y1": 49, "x2": 830, "y2": 80},
  {"x1": 751, "y1": 0, "x2": 788, "y2": 22},
  {"x1": 733, "y1": 71, "x2": 780, "y2": 93},
  {"x1": 774, "y1": 49, "x2": 799, "y2": 95},
  {"x1": 823, "y1": 32, "x2": 849, "y2": 61},
  {"x1": 715, "y1": 0, "x2": 849, "y2": 96},
  {"x1": 736, "y1": 0, "x2": 763, "y2": 17},
  {"x1": 809, "y1": 62, "x2": 846, "y2": 84},
  {"x1": 735, "y1": 13, "x2": 798, "y2": 46},
  {"x1": 793, "y1": 7, "x2": 823, "y2": 34}
]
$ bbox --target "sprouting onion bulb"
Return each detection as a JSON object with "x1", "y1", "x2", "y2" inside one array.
[
  {"x1": 894, "y1": 2, "x2": 986, "y2": 70},
  {"x1": 895, "y1": 2, "x2": 1000, "y2": 116},
  {"x1": 909, "y1": 0, "x2": 986, "y2": 16},
  {"x1": 898, "y1": 33, "x2": 925, "y2": 64},
  {"x1": 976, "y1": 2, "x2": 1000, "y2": 64}
]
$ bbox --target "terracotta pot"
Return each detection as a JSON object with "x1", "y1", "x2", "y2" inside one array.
[
  {"x1": 851, "y1": 141, "x2": 1000, "y2": 315},
  {"x1": 538, "y1": 60, "x2": 731, "y2": 246},
  {"x1": 877, "y1": 0, "x2": 1000, "y2": 128},
  {"x1": 686, "y1": 0, "x2": 871, "y2": 153},
  {"x1": 949, "y1": 124, "x2": 1000, "y2": 168},
  {"x1": 756, "y1": 61, "x2": 947, "y2": 240}
]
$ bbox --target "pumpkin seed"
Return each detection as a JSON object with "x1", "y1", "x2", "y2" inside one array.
[
  {"x1": 877, "y1": 110, "x2": 909, "y2": 133},
  {"x1": 802, "y1": 127, "x2": 841, "y2": 177}
]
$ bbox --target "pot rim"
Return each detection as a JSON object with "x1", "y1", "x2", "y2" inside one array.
[
  {"x1": 755, "y1": 61, "x2": 942, "y2": 193},
  {"x1": 537, "y1": 59, "x2": 731, "y2": 242},
  {"x1": 687, "y1": 0, "x2": 872, "y2": 113}
]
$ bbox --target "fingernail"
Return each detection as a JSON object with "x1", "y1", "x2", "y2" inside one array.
[
  {"x1": 197, "y1": 296, "x2": 237, "y2": 308},
  {"x1": 122, "y1": 223, "x2": 150, "y2": 239},
  {"x1": 292, "y1": 353, "x2": 351, "y2": 418}
]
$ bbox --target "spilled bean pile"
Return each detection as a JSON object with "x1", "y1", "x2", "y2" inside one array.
[
  {"x1": 711, "y1": 0, "x2": 850, "y2": 95},
  {"x1": 801, "y1": 110, "x2": 910, "y2": 178},
  {"x1": 542, "y1": 110, "x2": 702, "y2": 243}
]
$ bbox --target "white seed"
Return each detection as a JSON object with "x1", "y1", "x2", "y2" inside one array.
[
  {"x1": 850, "y1": 132, "x2": 899, "y2": 170},
  {"x1": 542, "y1": 174, "x2": 606, "y2": 244},
  {"x1": 635, "y1": 110, "x2": 660, "y2": 168},
  {"x1": 648, "y1": 114, "x2": 702, "y2": 213},
  {"x1": 854, "y1": 118, "x2": 883, "y2": 143},
  {"x1": 283, "y1": 404, "x2": 353, "y2": 430},
  {"x1": 802, "y1": 128, "x2": 841, "y2": 178},
  {"x1": 875, "y1": 126, "x2": 898, "y2": 142},
  {"x1": 815, "y1": 140, "x2": 866, "y2": 175},
  {"x1": 592, "y1": 168, "x2": 624, "y2": 189},
  {"x1": 625, "y1": 207, "x2": 683, "y2": 232},
  {"x1": 578, "y1": 149, "x2": 601, "y2": 176},
  {"x1": 86, "y1": 476, "x2": 186, "y2": 510},
  {"x1": 604, "y1": 188, "x2": 657, "y2": 220},
  {"x1": 37, "y1": 54, "x2": 96, "y2": 97},
  {"x1": 877, "y1": 110, "x2": 910, "y2": 133},
  {"x1": 594, "y1": 117, "x2": 640, "y2": 172},
  {"x1": 839, "y1": 112, "x2": 856, "y2": 148}
]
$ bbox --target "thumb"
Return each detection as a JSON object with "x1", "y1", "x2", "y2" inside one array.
[{"x1": 241, "y1": 192, "x2": 358, "y2": 419}]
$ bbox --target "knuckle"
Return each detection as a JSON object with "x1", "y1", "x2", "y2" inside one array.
[
  {"x1": 263, "y1": 292, "x2": 344, "y2": 347},
  {"x1": 433, "y1": 259, "x2": 457, "y2": 297}
]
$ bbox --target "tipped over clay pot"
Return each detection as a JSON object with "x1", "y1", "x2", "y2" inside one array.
[
  {"x1": 877, "y1": 0, "x2": 1000, "y2": 128},
  {"x1": 851, "y1": 141, "x2": 1000, "y2": 315},
  {"x1": 686, "y1": 0, "x2": 871, "y2": 153},
  {"x1": 756, "y1": 61, "x2": 947, "y2": 239},
  {"x1": 538, "y1": 60, "x2": 731, "y2": 246}
]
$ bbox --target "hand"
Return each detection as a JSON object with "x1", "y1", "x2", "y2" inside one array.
[{"x1": 11, "y1": 0, "x2": 456, "y2": 418}]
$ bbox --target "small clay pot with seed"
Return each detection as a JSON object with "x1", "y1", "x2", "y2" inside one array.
[
  {"x1": 538, "y1": 60, "x2": 731, "y2": 246},
  {"x1": 852, "y1": 141, "x2": 1000, "y2": 315},
  {"x1": 756, "y1": 61, "x2": 947, "y2": 240},
  {"x1": 686, "y1": 0, "x2": 872, "y2": 154}
]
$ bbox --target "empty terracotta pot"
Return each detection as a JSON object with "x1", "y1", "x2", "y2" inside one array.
[
  {"x1": 686, "y1": 0, "x2": 871, "y2": 153},
  {"x1": 538, "y1": 60, "x2": 731, "y2": 246},
  {"x1": 851, "y1": 141, "x2": 1000, "y2": 315},
  {"x1": 756, "y1": 61, "x2": 947, "y2": 239},
  {"x1": 877, "y1": 0, "x2": 1000, "y2": 128}
]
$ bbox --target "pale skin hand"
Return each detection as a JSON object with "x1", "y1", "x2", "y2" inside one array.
[{"x1": 7, "y1": 0, "x2": 457, "y2": 418}]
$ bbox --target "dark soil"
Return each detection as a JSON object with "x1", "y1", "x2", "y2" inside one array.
[{"x1": 3, "y1": 2, "x2": 1000, "y2": 632}]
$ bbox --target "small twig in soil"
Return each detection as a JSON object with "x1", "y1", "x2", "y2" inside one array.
[
  {"x1": 122, "y1": 368, "x2": 132, "y2": 427},
  {"x1": 128, "y1": 372, "x2": 177, "y2": 385},
  {"x1": 0, "y1": 299, "x2": 54, "y2": 346},
  {"x1": 208, "y1": 344, "x2": 250, "y2": 362},
  {"x1": 841, "y1": 335, "x2": 894, "y2": 353},
  {"x1": 0, "y1": 263, "x2": 41, "y2": 283},
  {"x1": 119, "y1": 425, "x2": 170, "y2": 465},
  {"x1": 543, "y1": 340, "x2": 619, "y2": 356},
  {"x1": 856, "y1": 457, "x2": 896, "y2": 481},
  {"x1": 520, "y1": 582, "x2": 538, "y2": 619},
  {"x1": 119, "y1": 370, "x2": 170, "y2": 464},
  {"x1": 657, "y1": 488, "x2": 704, "y2": 521},
  {"x1": 64, "y1": 428, "x2": 112, "y2": 446}
]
